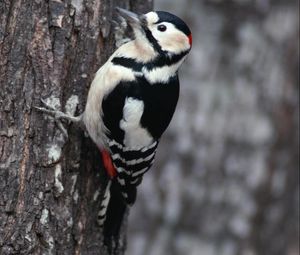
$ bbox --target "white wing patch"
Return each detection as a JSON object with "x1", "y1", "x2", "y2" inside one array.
[{"x1": 120, "y1": 97, "x2": 153, "y2": 148}]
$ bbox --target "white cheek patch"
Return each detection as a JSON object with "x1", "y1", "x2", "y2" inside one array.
[
  {"x1": 122, "y1": 97, "x2": 144, "y2": 123},
  {"x1": 120, "y1": 97, "x2": 153, "y2": 148},
  {"x1": 151, "y1": 23, "x2": 190, "y2": 54}
]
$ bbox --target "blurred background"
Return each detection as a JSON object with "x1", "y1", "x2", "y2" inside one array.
[{"x1": 128, "y1": 0, "x2": 299, "y2": 255}]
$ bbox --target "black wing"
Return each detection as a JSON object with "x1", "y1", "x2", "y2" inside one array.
[{"x1": 102, "y1": 75, "x2": 180, "y2": 143}]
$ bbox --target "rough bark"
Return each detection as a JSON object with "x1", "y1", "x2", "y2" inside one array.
[{"x1": 0, "y1": 0, "x2": 152, "y2": 254}]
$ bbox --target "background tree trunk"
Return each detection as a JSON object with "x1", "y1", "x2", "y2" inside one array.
[
  {"x1": 128, "y1": 1, "x2": 299, "y2": 255},
  {"x1": 0, "y1": 0, "x2": 152, "y2": 254}
]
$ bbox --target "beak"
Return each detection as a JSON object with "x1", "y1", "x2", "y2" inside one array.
[{"x1": 116, "y1": 7, "x2": 141, "y2": 27}]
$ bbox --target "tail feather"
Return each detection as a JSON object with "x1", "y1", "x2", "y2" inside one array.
[
  {"x1": 103, "y1": 180, "x2": 127, "y2": 247},
  {"x1": 97, "y1": 180, "x2": 112, "y2": 227}
]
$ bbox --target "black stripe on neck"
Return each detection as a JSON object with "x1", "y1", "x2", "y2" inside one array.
[
  {"x1": 111, "y1": 57, "x2": 143, "y2": 72},
  {"x1": 148, "y1": 50, "x2": 188, "y2": 69},
  {"x1": 111, "y1": 50, "x2": 189, "y2": 72},
  {"x1": 143, "y1": 26, "x2": 166, "y2": 56}
]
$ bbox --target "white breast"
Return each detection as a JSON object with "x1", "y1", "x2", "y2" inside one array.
[{"x1": 119, "y1": 97, "x2": 153, "y2": 149}]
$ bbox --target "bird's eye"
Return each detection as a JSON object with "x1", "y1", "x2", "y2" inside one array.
[{"x1": 157, "y1": 24, "x2": 167, "y2": 32}]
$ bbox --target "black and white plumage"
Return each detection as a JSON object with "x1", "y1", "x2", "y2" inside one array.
[
  {"x1": 36, "y1": 7, "x2": 192, "y2": 244},
  {"x1": 83, "y1": 8, "x2": 192, "y2": 241}
]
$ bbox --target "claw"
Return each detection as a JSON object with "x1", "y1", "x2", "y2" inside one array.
[
  {"x1": 35, "y1": 98, "x2": 82, "y2": 139},
  {"x1": 40, "y1": 98, "x2": 57, "y2": 111},
  {"x1": 56, "y1": 119, "x2": 69, "y2": 139},
  {"x1": 35, "y1": 105, "x2": 69, "y2": 138},
  {"x1": 34, "y1": 106, "x2": 57, "y2": 117}
]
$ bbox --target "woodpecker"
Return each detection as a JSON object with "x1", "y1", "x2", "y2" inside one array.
[{"x1": 37, "y1": 7, "x2": 191, "y2": 245}]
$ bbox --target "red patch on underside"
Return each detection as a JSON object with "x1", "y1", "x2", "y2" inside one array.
[
  {"x1": 101, "y1": 150, "x2": 117, "y2": 178},
  {"x1": 188, "y1": 34, "x2": 192, "y2": 46}
]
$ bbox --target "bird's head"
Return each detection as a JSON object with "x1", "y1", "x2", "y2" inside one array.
[{"x1": 116, "y1": 8, "x2": 192, "y2": 57}]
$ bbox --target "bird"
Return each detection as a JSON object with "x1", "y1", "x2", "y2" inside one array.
[{"x1": 36, "y1": 7, "x2": 192, "y2": 247}]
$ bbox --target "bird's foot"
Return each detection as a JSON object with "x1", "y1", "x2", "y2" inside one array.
[{"x1": 35, "y1": 98, "x2": 82, "y2": 139}]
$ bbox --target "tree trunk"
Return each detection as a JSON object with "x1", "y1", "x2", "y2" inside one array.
[{"x1": 0, "y1": 0, "x2": 152, "y2": 254}]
